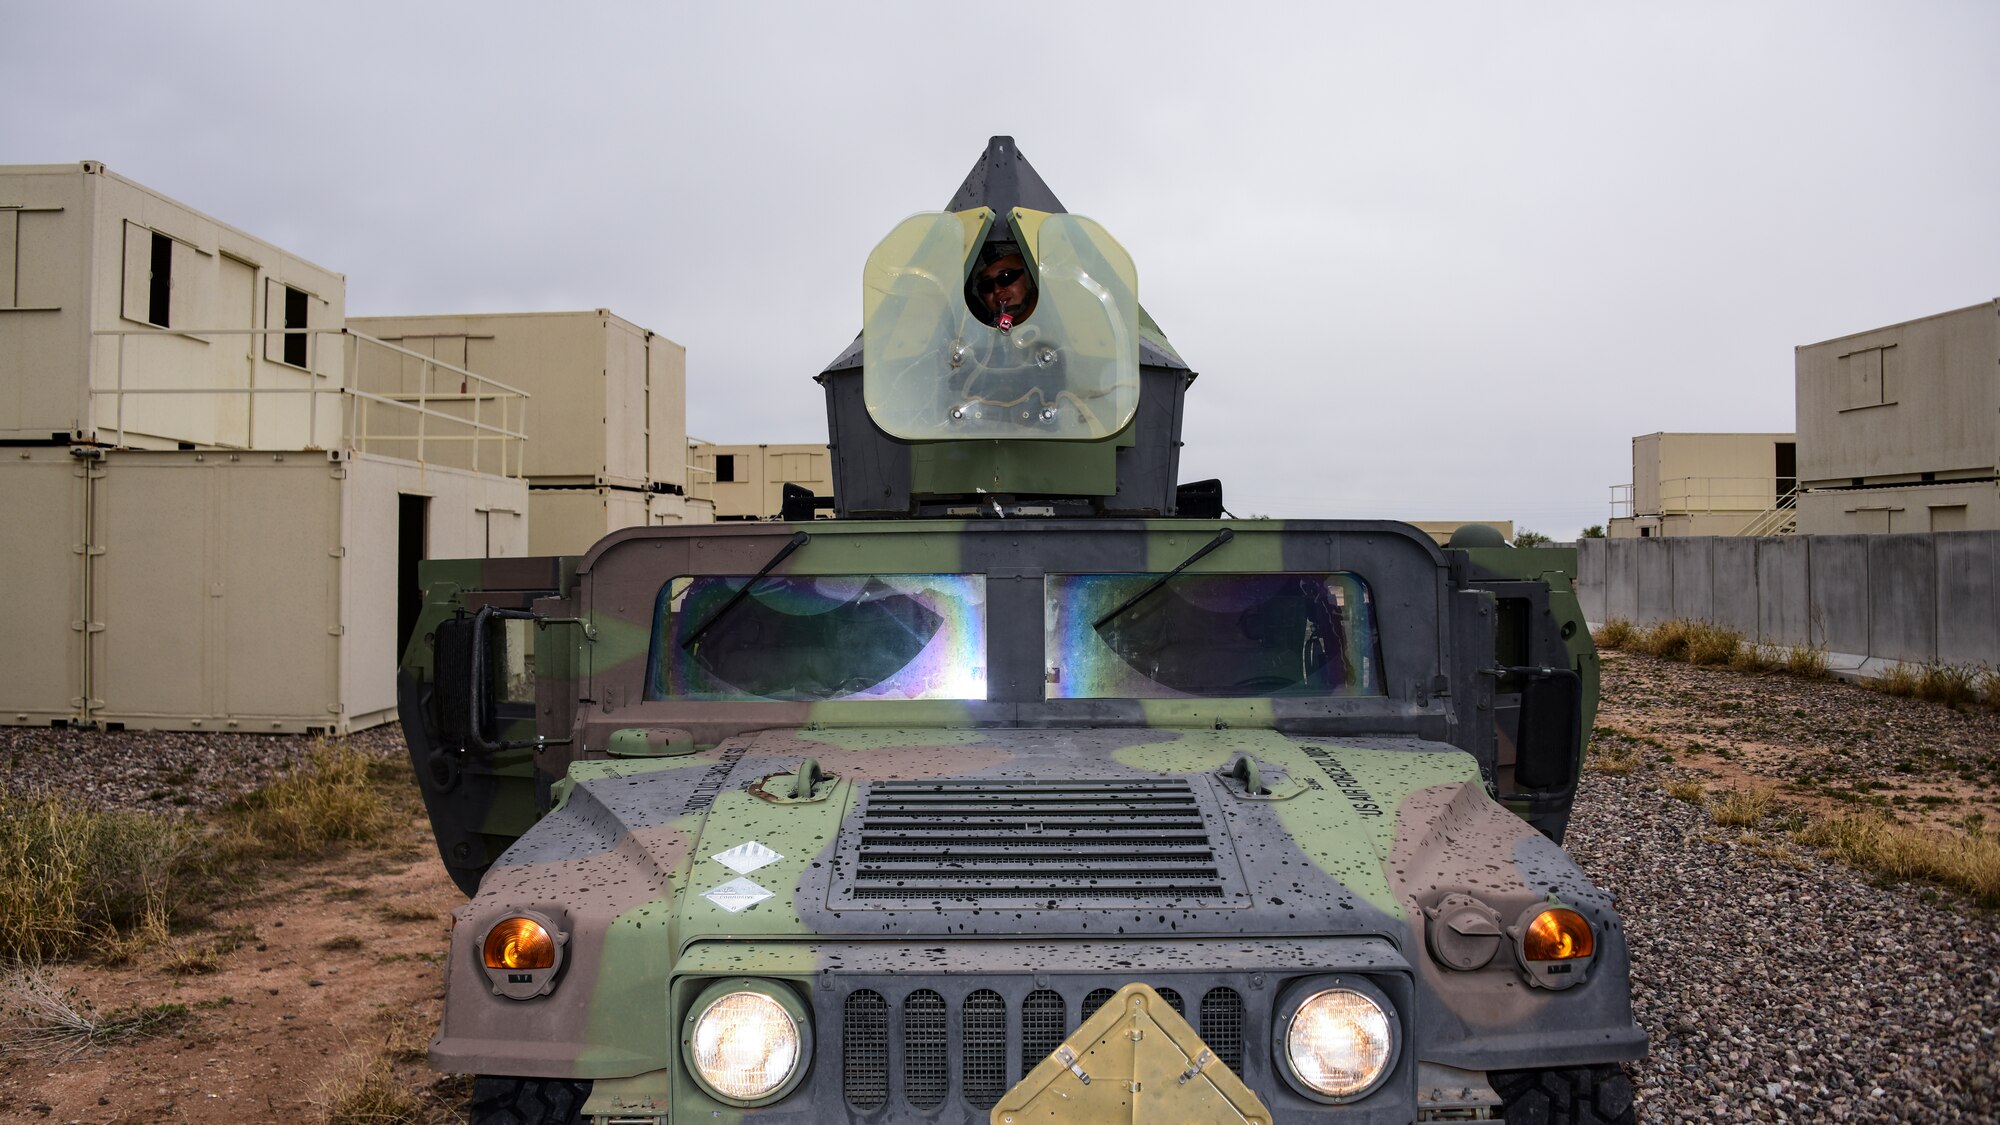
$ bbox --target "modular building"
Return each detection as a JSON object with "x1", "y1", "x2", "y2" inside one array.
[
  {"x1": 1608, "y1": 431, "x2": 1797, "y2": 538},
  {"x1": 349, "y1": 311, "x2": 712, "y2": 553},
  {"x1": 0, "y1": 162, "x2": 529, "y2": 732},
  {"x1": 687, "y1": 440, "x2": 832, "y2": 519},
  {"x1": 1795, "y1": 299, "x2": 2000, "y2": 534}
]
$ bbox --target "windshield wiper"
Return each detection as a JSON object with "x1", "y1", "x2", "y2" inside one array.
[
  {"x1": 681, "y1": 531, "x2": 811, "y2": 650},
  {"x1": 1092, "y1": 527, "x2": 1236, "y2": 631}
]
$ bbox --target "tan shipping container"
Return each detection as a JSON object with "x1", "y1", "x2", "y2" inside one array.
[
  {"x1": 0, "y1": 449, "x2": 526, "y2": 732},
  {"x1": 0, "y1": 162, "x2": 347, "y2": 450},
  {"x1": 350, "y1": 311, "x2": 688, "y2": 490}
]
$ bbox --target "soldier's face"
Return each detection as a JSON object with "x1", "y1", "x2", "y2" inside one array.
[{"x1": 977, "y1": 254, "x2": 1032, "y2": 315}]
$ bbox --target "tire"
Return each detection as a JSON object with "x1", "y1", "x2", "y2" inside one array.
[
  {"x1": 1490, "y1": 1064, "x2": 1636, "y2": 1125},
  {"x1": 469, "y1": 1076, "x2": 593, "y2": 1125}
]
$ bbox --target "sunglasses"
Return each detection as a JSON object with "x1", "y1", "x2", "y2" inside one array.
[{"x1": 974, "y1": 267, "x2": 1026, "y2": 295}]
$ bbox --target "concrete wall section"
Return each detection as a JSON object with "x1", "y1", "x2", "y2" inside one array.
[
  {"x1": 1574, "y1": 538, "x2": 1607, "y2": 623},
  {"x1": 1710, "y1": 538, "x2": 1759, "y2": 636},
  {"x1": 1934, "y1": 532, "x2": 2000, "y2": 667},
  {"x1": 1583, "y1": 531, "x2": 1998, "y2": 669},
  {"x1": 1635, "y1": 539, "x2": 1675, "y2": 624},
  {"x1": 1866, "y1": 535, "x2": 1937, "y2": 664},
  {"x1": 1808, "y1": 535, "x2": 1872, "y2": 656},
  {"x1": 1755, "y1": 537, "x2": 1810, "y2": 648},
  {"x1": 1604, "y1": 538, "x2": 1638, "y2": 623},
  {"x1": 1667, "y1": 537, "x2": 1715, "y2": 621}
]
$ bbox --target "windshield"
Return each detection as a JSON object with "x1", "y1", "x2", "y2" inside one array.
[
  {"x1": 1045, "y1": 573, "x2": 1385, "y2": 699},
  {"x1": 646, "y1": 575, "x2": 986, "y2": 701}
]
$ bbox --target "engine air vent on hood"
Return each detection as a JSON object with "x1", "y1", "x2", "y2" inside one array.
[{"x1": 848, "y1": 779, "x2": 1226, "y2": 902}]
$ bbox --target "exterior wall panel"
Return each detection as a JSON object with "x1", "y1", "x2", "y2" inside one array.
[
  {"x1": 0, "y1": 451, "x2": 90, "y2": 722},
  {"x1": 1935, "y1": 532, "x2": 2000, "y2": 667},
  {"x1": 1866, "y1": 535, "x2": 1936, "y2": 665}
]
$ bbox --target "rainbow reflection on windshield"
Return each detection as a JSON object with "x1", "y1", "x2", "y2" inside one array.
[
  {"x1": 647, "y1": 574, "x2": 986, "y2": 701},
  {"x1": 1045, "y1": 573, "x2": 1384, "y2": 699}
]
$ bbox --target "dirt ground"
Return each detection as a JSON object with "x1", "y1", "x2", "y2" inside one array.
[{"x1": 0, "y1": 802, "x2": 467, "y2": 1124}]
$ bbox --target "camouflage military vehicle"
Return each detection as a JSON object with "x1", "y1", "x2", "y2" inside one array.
[{"x1": 400, "y1": 137, "x2": 1644, "y2": 1124}]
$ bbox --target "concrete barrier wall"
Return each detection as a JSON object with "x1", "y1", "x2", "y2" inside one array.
[{"x1": 1574, "y1": 531, "x2": 2000, "y2": 670}]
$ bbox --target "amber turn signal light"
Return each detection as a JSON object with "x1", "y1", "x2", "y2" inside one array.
[
  {"x1": 1522, "y1": 908, "x2": 1594, "y2": 961},
  {"x1": 483, "y1": 916, "x2": 557, "y2": 970}
]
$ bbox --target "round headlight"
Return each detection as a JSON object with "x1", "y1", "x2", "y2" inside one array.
[
  {"x1": 1285, "y1": 987, "x2": 1394, "y2": 1100},
  {"x1": 688, "y1": 989, "x2": 805, "y2": 1103}
]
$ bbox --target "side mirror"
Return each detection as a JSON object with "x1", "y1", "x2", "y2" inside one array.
[
  {"x1": 1510, "y1": 666, "x2": 1582, "y2": 791},
  {"x1": 433, "y1": 605, "x2": 541, "y2": 752}
]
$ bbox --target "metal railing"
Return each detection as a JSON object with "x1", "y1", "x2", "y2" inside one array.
[
  {"x1": 89, "y1": 327, "x2": 530, "y2": 476},
  {"x1": 1736, "y1": 488, "x2": 1801, "y2": 537}
]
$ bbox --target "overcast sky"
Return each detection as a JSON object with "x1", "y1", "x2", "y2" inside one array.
[{"x1": 6, "y1": 2, "x2": 1995, "y2": 537}]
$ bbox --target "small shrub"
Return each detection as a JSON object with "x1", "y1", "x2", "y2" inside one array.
[
  {"x1": 1782, "y1": 643, "x2": 1830, "y2": 679},
  {"x1": 1916, "y1": 663, "x2": 1980, "y2": 709},
  {"x1": 1709, "y1": 788, "x2": 1774, "y2": 827},
  {"x1": 1634, "y1": 620, "x2": 1692, "y2": 661},
  {"x1": 1795, "y1": 813, "x2": 2000, "y2": 907},
  {"x1": 318, "y1": 1054, "x2": 429, "y2": 1125},
  {"x1": 0, "y1": 793, "x2": 205, "y2": 962},
  {"x1": 1728, "y1": 646, "x2": 1774, "y2": 673},
  {"x1": 1594, "y1": 619, "x2": 1635, "y2": 650},
  {"x1": 1870, "y1": 663, "x2": 1921, "y2": 698},
  {"x1": 1683, "y1": 623, "x2": 1745, "y2": 667},
  {"x1": 224, "y1": 742, "x2": 395, "y2": 861},
  {"x1": 1586, "y1": 743, "x2": 1639, "y2": 776},
  {"x1": 1981, "y1": 668, "x2": 2000, "y2": 709},
  {"x1": 1665, "y1": 779, "x2": 1706, "y2": 804}
]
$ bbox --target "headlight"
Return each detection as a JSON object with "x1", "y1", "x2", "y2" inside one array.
[
  {"x1": 683, "y1": 982, "x2": 811, "y2": 1105},
  {"x1": 1280, "y1": 983, "x2": 1397, "y2": 1101}
]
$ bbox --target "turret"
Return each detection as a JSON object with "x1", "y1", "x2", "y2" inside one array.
[{"x1": 816, "y1": 137, "x2": 1212, "y2": 518}]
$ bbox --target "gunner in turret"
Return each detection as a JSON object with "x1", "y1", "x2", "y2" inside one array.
[{"x1": 968, "y1": 241, "x2": 1038, "y2": 330}]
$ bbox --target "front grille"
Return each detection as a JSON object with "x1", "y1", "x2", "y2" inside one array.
[
  {"x1": 837, "y1": 978, "x2": 1254, "y2": 1114},
  {"x1": 849, "y1": 779, "x2": 1226, "y2": 902}
]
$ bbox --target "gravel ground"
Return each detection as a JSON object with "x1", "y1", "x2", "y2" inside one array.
[
  {"x1": 0, "y1": 723, "x2": 407, "y2": 812},
  {"x1": 1575, "y1": 652, "x2": 2000, "y2": 1122},
  {"x1": 3, "y1": 656, "x2": 1994, "y2": 1122}
]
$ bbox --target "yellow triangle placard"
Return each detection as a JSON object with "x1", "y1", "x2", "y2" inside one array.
[{"x1": 990, "y1": 983, "x2": 1272, "y2": 1125}]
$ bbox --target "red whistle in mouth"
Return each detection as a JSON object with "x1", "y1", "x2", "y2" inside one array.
[{"x1": 998, "y1": 311, "x2": 1014, "y2": 332}]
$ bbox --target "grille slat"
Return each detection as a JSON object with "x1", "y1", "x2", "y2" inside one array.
[
  {"x1": 962, "y1": 990, "x2": 1007, "y2": 1109},
  {"x1": 1201, "y1": 987, "x2": 1245, "y2": 1073},
  {"x1": 902, "y1": 990, "x2": 948, "y2": 1109},
  {"x1": 841, "y1": 990, "x2": 888, "y2": 1109},
  {"x1": 852, "y1": 778, "x2": 1225, "y2": 904}
]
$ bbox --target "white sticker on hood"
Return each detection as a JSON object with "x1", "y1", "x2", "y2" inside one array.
[
  {"x1": 703, "y1": 877, "x2": 775, "y2": 913},
  {"x1": 711, "y1": 840, "x2": 782, "y2": 875}
]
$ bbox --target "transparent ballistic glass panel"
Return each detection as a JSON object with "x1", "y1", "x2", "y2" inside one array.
[
  {"x1": 1046, "y1": 574, "x2": 1386, "y2": 699},
  {"x1": 862, "y1": 209, "x2": 1139, "y2": 442},
  {"x1": 649, "y1": 575, "x2": 987, "y2": 701}
]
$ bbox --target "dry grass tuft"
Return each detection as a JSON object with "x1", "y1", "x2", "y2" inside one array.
[
  {"x1": 1709, "y1": 787, "x2": 1776, "y2": 827},
  {"x1": 1728, "y1": 645, "x2": 1775, "y2": 674},
  {"x1": 223, "y1": 742, "x2": 396, "y2": 861},
  {"x1": 1665, "y1": 778, "x2": 1706, "y2": 804},
  {"x1": 1585, "y1": 742, "x2": 1640, "y2": 776},
  {"x1": 1594, "y1": 619, "x2": 1635, "y2": 650},
  {"x1": 0, "y1": 792, "x2": 205, "y2": 962},
  {"x1": 1868, "y1": 662, "x2": 1983, "y2": 709},
  {"x1": 1, "y1": 966, "x2": 191, "y2": 1060},
  {"x1": 1869, "y1": 663, "x2": 1922, "y2": 698},
  {"x1": 318, "y1": 1053, "x2": 431, "y2": 1125},
  {"x1": 1782, "y1": 643, "x2": 1831, "y2": 679},
  {"x1": 1795, "y1": 813, "x2": 2000, "y2": 907}
]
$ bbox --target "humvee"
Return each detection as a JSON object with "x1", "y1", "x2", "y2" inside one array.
[{"x1": 400, "y1": 137, "x2": 1644, "y2": 1124}]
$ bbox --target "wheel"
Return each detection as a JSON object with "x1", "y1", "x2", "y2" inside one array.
[
  {"x1": 1490, "y1": 1064, "x2": 1636, "y2": 1125},
  {"x1": 469, "y1": 1076, "x2": 593, "y2": 1125}
]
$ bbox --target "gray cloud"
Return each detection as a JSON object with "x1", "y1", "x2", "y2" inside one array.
[{"x1": 5, "y1": 1, "x2": 1994, "y2": 536}]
